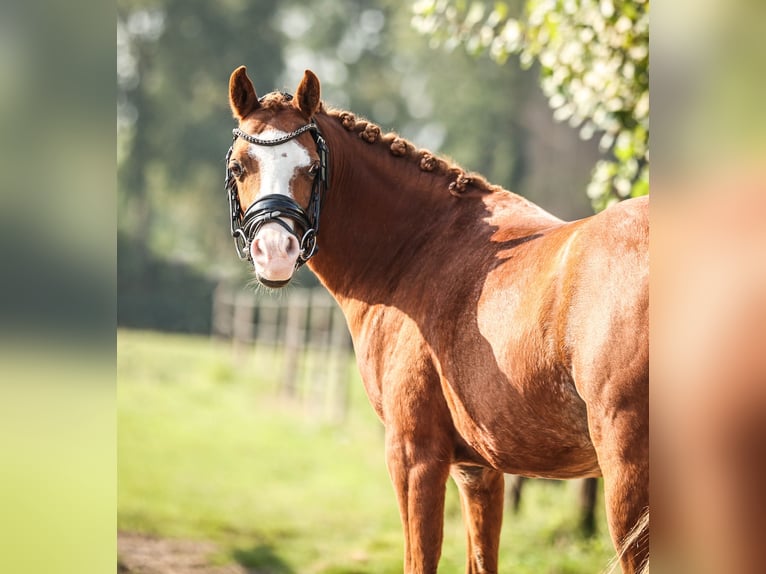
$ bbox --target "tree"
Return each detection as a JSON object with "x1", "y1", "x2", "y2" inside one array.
[
  {"x1": 118, "y1": 0, "x2": 286, "y2": 272},
  {"x1": 277, "y1": 0, "x2": 595, "y2": 217},
  {"x1": 412, "y1": 0, "x2": 649, "y2": 211},
  {"x1": 275, "y1": 0, "x2": 528, "y2": 197},
  {"x1": 117, "y1": 0, "x2": 288, "y2": 330}
]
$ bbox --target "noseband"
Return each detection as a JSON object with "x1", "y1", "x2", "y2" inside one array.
[{"x1": 224, "y1": 109, "x2": 329, "y2": 267}]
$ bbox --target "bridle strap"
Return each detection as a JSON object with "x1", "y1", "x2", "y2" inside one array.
[{"x1": 224, "y1": 120, "x2": 328, "y2": 266}]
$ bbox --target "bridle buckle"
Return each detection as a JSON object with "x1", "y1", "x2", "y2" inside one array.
[{"x1": 299, "y1": 228, "x2": 318, "y2": 262}]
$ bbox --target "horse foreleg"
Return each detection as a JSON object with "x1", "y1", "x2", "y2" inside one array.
[
  {"x1": 386, "y1": 431, "x2": 452, "y2": 574},
  {"x1": 451, "y1": 464, "x2": 505, "y2": 574}
]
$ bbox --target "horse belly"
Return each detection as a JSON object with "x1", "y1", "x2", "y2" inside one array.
[
  {"x1": 444, "y1": 368, "x2": 600, "y2": 479},
  {"x1": 442, "y1": 272, "x2": 600, "y2": 478}
]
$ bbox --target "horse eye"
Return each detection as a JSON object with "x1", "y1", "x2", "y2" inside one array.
[
  {"x1": 229, "y1": 162, "x2": 243, "y2": 178},
  {"x1": 307, "y1": 163, "x2": 319, "y2": 176}
]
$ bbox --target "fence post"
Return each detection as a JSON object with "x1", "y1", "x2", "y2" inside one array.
[
  {"x1": 256, "y1": 296, "x2": 281, "y2": 346},
  {"x1": 330, "y1": 305, "x2": 352, "y2": 423},
  {"x1": 305, "y1": 289, "x2": 331, "y2": 416},
  {"x1": 211, "y1": 283, "x2": 234, "y2": 340},
  {"x1": 232, "y1": 290, "x2": 255, "y2": 361},
  {"x1": 282, "y1": 290, "x2": 308, "y2": 397}
]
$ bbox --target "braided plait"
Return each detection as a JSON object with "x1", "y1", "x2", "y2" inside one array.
[{"x1": 255, "y1": 93, "x2": 499, "y2": 197}]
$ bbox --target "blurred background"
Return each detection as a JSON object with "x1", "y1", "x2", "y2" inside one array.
[{"x1": 116, "y1": 0, "x2": 649, "y2": 572}]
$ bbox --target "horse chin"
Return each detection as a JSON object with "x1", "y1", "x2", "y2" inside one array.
[
  {"x1": 256, "y1": 275, "x2": 292, "y2": 289},
  {"x1": 253, "y1": 260, "x2": 297, "y2": 287}
]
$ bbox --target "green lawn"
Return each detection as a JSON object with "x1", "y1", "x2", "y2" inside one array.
[{"x1": 118, "y1": 329, "x2": 614, "y2": 573}]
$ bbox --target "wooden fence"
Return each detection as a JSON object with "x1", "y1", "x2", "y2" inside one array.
[{"x1": 212, "y1": 284, "x2": 354, "y2": 422}]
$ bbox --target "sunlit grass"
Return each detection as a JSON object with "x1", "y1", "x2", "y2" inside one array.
[{"x1": 118, "y1": 329, "x2": 613, "y2": 573}]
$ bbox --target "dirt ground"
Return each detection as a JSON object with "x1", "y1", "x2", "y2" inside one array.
[{"x1": 118, "y1": 532, "x2": 252, "y2": 574}]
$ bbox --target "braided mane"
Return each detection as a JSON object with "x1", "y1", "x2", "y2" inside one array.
[{"x1": 258, "y1": 92, "x2": 502, "y2": 198}]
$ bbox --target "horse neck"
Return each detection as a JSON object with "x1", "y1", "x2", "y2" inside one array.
[
  {"x1": 307, "y1": 112, "x2": 555, "y2": 305},
  {"x1": 307, "y1": 115, "x2": 448, "y2": 299}
]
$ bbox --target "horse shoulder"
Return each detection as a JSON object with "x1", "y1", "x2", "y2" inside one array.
[{"x1": 345, "y1": 301, "x2": 445, "y2": 426}]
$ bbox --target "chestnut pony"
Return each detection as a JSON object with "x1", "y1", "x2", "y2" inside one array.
[{"x1": 224, "y1": 66, "x2": 649, "y2": 573}]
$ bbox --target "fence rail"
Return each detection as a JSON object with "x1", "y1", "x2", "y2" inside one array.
[{"x1": 212, "y1": 284, "x2": 354, "y2": 422}]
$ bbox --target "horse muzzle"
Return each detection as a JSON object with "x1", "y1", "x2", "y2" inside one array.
[{"x1": 250, "y1": 222, "x2": 302, "y2": 286}]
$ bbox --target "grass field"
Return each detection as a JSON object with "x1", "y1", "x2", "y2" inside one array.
[{"x1": 118, "y1": 329, "x2": 614, "y2": 573}]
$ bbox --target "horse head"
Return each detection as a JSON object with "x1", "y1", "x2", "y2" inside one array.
[{"x1": 226, "y1": 66, "x2": 326, "y2": 288}]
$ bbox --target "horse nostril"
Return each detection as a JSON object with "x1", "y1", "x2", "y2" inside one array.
[
  {"x1": 251, "y1": 238, "x2": 267, "y2": 261},
  {"x1": 285, "y1": 234, "x2": 299, "y2": 257},
  {"x1": 251, "y1": 232, "x2": 299, "y2": 263}
]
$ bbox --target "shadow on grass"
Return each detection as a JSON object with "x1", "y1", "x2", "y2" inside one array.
[{"x1": 232, "y1": 545, "x2": 295, "y2": 574}]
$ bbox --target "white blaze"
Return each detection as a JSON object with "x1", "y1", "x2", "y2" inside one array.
[
  {"x1": 247, "y1": 129, "x2": 311, "y2": 202},
  {"x1": 246, "y1": 128, "x2": 311, "y2": 282}
]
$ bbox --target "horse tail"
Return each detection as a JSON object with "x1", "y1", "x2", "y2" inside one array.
[{"x1": 605, "y1": 508, "x2": 650, "y2": 574}]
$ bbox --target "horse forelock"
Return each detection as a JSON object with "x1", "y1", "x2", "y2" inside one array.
[{"x1": 255, "y1": 91, "x2": 326, "y2": 114}]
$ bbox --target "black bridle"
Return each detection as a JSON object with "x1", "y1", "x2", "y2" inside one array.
[{"x1": 224, "y1": 109, "x2": 329, "y2": 267}]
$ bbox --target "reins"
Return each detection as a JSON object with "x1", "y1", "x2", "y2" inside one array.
[{"x1": 224, "y1": 103, "x2": 329, "y2": 267}]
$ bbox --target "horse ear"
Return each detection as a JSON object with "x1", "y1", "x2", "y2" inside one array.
[
  {"x1": 294, "y1": 69, "x2": 321, "y2": 119},
  {"x1": 229, "y1": 66, "x2": 260, "y2": 120}
]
